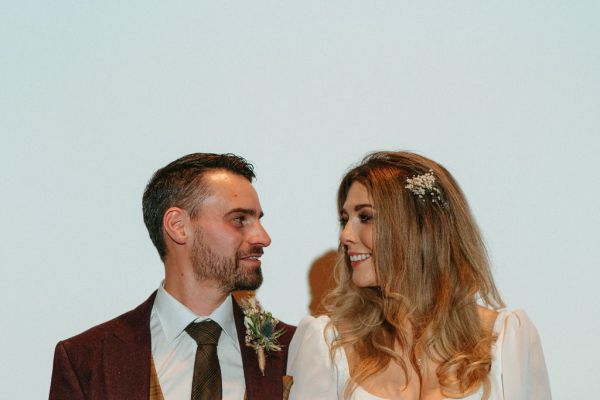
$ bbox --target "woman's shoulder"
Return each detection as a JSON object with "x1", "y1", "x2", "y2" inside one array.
[
  {"x1": 477, "y1": 305, "x2": 499, "y2": 334},
  {"x1": 296, "y1": 314, "x2": 330, "y2": 331},
  {"x1": 287, "y1": 315, "x2": 342, "y2": 399},
  {"x1": 291, "y1": 315, "x2": 332, "y2": 343},
  {"x1": 489, "y1": 309, "x2": 552, "y2": 398},
  {"x1": 493, "y1": 308, "x2": 540, "y2": 338},
  {"x1": 491, "y1": 308, "x2": 547, "y2": 366},
  {"x1": 293, "y1": 315, "x2": 335, "y2": 344}
]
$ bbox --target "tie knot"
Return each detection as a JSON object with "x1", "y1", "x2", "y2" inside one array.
[{"x1": 185, "y1": 320, "x2": 222, "y2": 345}]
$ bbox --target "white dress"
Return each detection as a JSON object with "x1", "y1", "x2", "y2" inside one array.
[{"x1": 287, "y1": 310, "x2": 551, "y2": 400}]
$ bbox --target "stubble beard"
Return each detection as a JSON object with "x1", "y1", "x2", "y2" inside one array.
[{"x1": 191, "y1": 228, "x2": 263, "y2": 292}]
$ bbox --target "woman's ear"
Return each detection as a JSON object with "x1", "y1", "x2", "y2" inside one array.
[{"x1": 162, "y1": 207, "x2": 189, "y2": 245}]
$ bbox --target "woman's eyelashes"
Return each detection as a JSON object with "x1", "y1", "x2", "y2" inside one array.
[
  {"x1": 359, "y1": 212, "x2": 374, "y2": 223},
  {"x1": 339, "y1": 212, "x2": 374, "y2": 226}
]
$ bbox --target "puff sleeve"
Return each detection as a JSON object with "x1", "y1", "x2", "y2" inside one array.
[
  {"x1": 499, "y1": 310, "x2": 552, "y2": 400},
  {"x1": 287, "y1": 316, "x2": 340, "y2": 399}
]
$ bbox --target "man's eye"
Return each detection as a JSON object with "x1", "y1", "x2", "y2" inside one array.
[{"x1": 233, "y1": 216, "x2": 246, "y2": 226}]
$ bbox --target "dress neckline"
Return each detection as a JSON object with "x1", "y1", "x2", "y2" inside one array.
[{"x1": 338, "y1": 309, "x2": 511, "y2": 400}]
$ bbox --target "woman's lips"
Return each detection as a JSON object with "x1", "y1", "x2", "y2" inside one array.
[{"x1": 348, "y1": 253, "x2": 371, "y2": 267}]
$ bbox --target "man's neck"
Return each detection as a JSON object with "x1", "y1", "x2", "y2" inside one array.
[{"x1": 163, "y1": 274, "x2": 229, "y2": 316}]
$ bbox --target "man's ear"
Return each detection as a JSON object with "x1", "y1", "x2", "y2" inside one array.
[{"x1": 163, "y1": 207, "x2": 190, "y2": 245}]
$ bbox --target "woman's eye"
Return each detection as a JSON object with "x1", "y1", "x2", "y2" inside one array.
[
  {"x1": 359, "y1": 213, "x2": 373, "y2": 223},
  {"x1": 339, "y1": 217, "x2": 348, "y2": 227}
]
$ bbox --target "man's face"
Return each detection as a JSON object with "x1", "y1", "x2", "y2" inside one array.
[{"x1": 189, "y1": 170, "x2": 271, "y2": 292}]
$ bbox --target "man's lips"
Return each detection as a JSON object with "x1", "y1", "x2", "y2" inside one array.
[{"x1": 239, "y1": 253, "x2": 264, "y2": 266}]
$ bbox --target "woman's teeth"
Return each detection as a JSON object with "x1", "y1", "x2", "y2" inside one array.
[{"x1": 349, "y1": 254, "x2": 371, "y2": 262}]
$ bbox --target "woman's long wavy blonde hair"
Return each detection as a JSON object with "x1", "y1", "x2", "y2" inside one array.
[{"x1": 324, "y1": 151, "x2": 504, "y2": 399}]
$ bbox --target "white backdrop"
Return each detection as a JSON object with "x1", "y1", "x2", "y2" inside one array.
[{"x1": 1, "y1": 2, "x2": 598, "y2": 399}]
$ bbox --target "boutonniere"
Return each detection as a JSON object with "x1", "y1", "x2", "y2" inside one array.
[{"x1": 240, "y1": 296, "x2": 286, "y2": 376}]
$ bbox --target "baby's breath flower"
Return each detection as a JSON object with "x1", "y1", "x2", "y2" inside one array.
[{"x1": 405, "y1": 170, "x2": 444, "y2": 204}]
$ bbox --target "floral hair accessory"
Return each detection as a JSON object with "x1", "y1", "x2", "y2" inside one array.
[
  {"x1": 240, "y1": 296, "x2": 286, "y2": 376},
  {"x1": 405, "y1": 170, "x2": 444, "y2": 204}
]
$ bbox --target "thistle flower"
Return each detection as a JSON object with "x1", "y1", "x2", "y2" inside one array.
[{"x1": 240, "y1": 296, "x2": 285, "y2": 375}]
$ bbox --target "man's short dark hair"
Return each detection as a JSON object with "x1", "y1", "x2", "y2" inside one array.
[{"x1": 142, "y1": 153, "x2": 255, "y2": 259}]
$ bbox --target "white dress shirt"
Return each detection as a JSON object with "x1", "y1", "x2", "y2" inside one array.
[{"x1": 151, "y1": 283, "x2": 246, "y2": 400}]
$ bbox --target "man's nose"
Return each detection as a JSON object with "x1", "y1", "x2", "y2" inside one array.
[{"x1": 250, "y1": 222, "x2": 271, "y2": 247}]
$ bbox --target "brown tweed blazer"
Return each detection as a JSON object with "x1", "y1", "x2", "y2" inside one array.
[{"x1": 49, "y1": 291, "x2": 296, "y2": 400}]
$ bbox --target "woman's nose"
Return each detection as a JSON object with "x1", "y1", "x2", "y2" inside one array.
[{"x1": 340, "y1": 221, "x2": 356, "y2": 245}]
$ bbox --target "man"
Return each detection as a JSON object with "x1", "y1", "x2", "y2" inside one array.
[{"x1": 49, "y1": 153, "x2": 295, "y2": 400}]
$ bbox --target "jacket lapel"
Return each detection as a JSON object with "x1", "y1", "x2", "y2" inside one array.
[
  {"x1": 232, "y1": 297, "x2": 286, "y2": 400},
  {"x1": 103, "y1": 292, "x2": 156, "y2": 400}
]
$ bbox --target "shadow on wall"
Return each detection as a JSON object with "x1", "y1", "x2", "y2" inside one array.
[{"x1": 307, "y1": 249, "x2": 338, "y2": 316}]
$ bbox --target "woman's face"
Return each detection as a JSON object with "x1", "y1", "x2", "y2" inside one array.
[{"x1": 339, "y1": 181, "x2": 377, "y2": 287}]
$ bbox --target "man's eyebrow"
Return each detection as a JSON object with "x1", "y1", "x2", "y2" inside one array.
[{"x1": 225, "y1": 208, "x2": 264, "y2": 218}]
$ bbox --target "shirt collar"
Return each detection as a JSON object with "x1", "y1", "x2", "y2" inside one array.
[{"x1": 154, "y1": 282, "x2": 239, "y2": 351}]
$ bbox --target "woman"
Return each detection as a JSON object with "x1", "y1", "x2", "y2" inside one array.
[{"x1": 288, "y1": 151, "x2": 551, "y2": 399}]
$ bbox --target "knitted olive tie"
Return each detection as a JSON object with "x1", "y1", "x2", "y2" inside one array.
[{"x1": 185, "y1": 320, "x2": 223, "y2": 400}]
